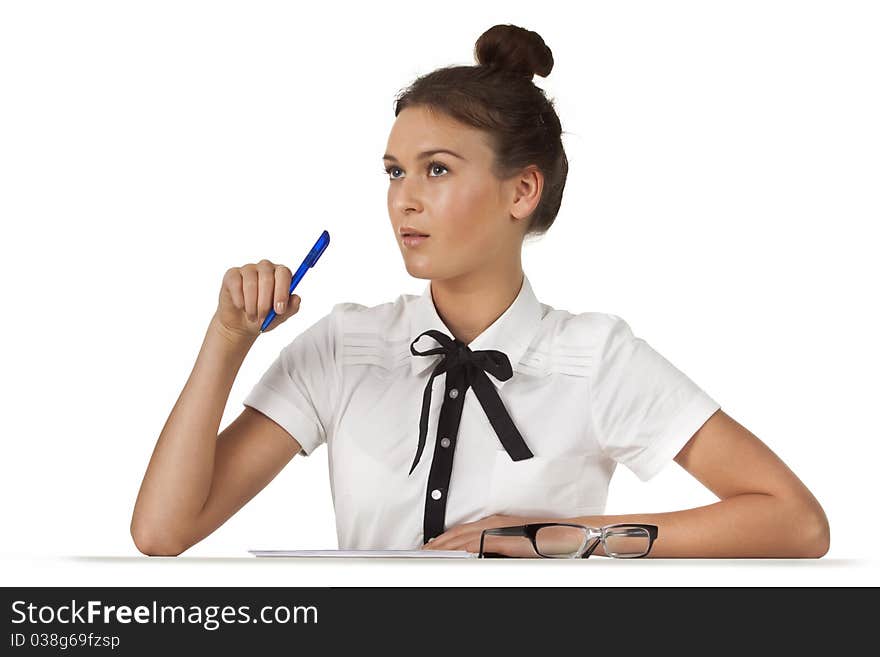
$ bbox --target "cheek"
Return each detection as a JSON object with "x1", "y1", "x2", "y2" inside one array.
[{"x1": 437, "y1": 183, "x2": 499, "y2": 241}]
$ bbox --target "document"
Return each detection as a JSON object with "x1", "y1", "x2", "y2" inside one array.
[{"x1": 248, "y1": 549, "x2": 478, "y2": 558}]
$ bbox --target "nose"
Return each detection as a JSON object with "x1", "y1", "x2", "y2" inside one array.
[{"x1": 389, "y1": 176, "x2": 424, "y2": 215}]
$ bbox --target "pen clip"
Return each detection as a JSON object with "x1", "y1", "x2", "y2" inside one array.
[{"x1": 309, "y1": 237, "x2": 329, "y2": 267}]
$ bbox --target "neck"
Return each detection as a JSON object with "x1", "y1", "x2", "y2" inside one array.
[{"x1": 429, "y1": 262, "x2": 525, "y2": 347}]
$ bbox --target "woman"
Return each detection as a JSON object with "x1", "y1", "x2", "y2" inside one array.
[{"x1": 130, "y1": 24, "x2": 829, "y2": 558}]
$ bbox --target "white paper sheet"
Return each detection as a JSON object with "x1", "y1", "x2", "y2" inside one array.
[{"x1": 248, "y1": 549, "x2": 478, "y2": 558}]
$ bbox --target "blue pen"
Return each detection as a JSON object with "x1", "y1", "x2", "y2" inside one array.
[{"x1": 260, "y1": 230, "x2": 330, "y2": 332}]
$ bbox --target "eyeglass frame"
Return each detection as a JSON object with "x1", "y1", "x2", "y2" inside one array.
[{"x1": 478, "y1": 522, "x2": 659, "y2": 559}]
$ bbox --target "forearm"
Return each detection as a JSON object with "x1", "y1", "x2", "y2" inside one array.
[
  {"x1": 131, "y1": 315, "x2": 256, "y2": 552},
  {"x1": 553, "y1": 493, "x2": 830, "y2": 558}
]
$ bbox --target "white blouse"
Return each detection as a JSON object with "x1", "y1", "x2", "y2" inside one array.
[{"x1": 242, "y1": 274, "x2": 721, "y2": 549}]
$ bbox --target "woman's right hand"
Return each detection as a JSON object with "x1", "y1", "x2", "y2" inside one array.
[{"x1": 213, "y1": 259, "x2": 302, "y2": 341}]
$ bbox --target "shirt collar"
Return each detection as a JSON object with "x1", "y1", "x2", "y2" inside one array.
[{"x1": 408, "y1": 273, "x2": 543, "y2": 385}]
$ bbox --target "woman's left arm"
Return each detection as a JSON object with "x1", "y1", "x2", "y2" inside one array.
[
  {"x1": 612, "y1": 408, "x2": 831, "y2": 558},
  {"x1": 424, "y1": 410, "x2": 831, "y2": 557}
]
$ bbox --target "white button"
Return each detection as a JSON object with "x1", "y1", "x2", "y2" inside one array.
[
  {"x1": 431, "y1": 489, "x2": 442, "y2": 500},
  {"x1": 440, "y1": 437, "x2": 451, "y2": 448},
  {"x1": 449, "y1": 388, "x2": 459, "y2": 399}
]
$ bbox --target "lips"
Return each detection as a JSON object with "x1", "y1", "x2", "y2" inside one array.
[
  {"x1": 402, "y1": 233, "x2": 429, "y2": 247},
  {"x1": 400, "y1": 225, "x2": 430, "y2": 237}
]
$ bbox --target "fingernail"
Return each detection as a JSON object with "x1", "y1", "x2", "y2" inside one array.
[{"x1": 275, "y1": 301, "x2": 285, "y2": 314}]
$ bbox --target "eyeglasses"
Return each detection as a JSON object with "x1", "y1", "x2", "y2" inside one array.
[{"x1": 478, "y1": 522, "x2": 659, "y2": 559}]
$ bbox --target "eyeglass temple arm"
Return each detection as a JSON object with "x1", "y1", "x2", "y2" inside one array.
[
  {"x1": 478, "y1": 526, "x2": 529, "y2": 558},
  {"x1": 485, "y1": 526, "x2": 528, "y2": 537}
]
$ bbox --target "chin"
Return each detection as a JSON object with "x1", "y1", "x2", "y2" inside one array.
[{"x1": 404, "y1": 264, "x2": 433, "y2": 280}]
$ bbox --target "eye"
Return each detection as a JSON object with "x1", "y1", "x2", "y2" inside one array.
[
  {"x1": 383, "y1": 161, "x2": 449, "y2": 181},
  {"x1": 427, "y1": 161, "x2": 449, "y2": 177}
]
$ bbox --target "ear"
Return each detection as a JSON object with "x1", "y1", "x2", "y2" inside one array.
[{"x1": 509, "y1": 164, "x2": 543, "y2": 222}]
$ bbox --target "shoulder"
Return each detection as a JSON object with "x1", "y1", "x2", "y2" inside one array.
[
  {"x1": 539, "y1": 307, "x2": 633, "y2": 349},
  {"x1": 516, "y1": 306, "x2": 632, "y2": 378},
  {"x1": 279, "y1": 294, "x2": 419, "y2": 369},
  {"x1": 328, "y1": 291, "x2": 417, "y2": 336},
  {"x1": 324, "y1": 293, "x2": 420, "y2": 371}
]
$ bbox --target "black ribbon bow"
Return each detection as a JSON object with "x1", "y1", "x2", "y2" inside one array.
[{"x1": 408, "y1": 329, "x2": 534, "y2": 475}]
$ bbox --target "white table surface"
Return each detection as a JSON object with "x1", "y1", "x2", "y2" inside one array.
[{"x1": 1, "y1": 555, "x2": 875, "y2": 587}]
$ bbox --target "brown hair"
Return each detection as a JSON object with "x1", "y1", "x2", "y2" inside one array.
[{"x1": 392, "y1": 24, "x2": 569, "y2": 240}]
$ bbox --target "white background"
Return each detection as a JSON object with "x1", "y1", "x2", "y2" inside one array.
[{"x1": 1, "y1": 0, "x2": 877, "y2": 585}]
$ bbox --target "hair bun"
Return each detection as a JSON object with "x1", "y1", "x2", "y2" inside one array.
[{"x1": 474, "y1": 24, "x2": 554, "y2": 79}]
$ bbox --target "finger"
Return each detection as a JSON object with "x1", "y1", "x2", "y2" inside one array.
[
  {"x1": 256, "y1": 259, "x2": 275, "y2": 322},
  {"x1": 224, "y1": 268, "x2": 244, "y2": 312},
  {"x1": 273, "y1": 265, "x2": 294, "y2": 315},
  {"x1": 421, "y1": 532, "x2": 455, "y2": 549},
  {"x1": 425, "y1": 530, "x2": 474, "y2": 551},
  {"x1": 241, "y1": 266, "x2": 258, "y2": 321},
  {"x1": 441, "y1": 534, "x2": 480, "y2": 553},
  {"x1": 422, "y1": 517, "x2": 493, "y2": 549},
  {"x1": 428, "y1": 522, "x2": 471, "y2": 545},
  {"x1": 443, "y1": 532, "x2": 535, "y2": 557}
]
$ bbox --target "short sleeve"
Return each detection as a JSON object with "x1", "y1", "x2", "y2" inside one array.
[
  {"x1": 589, "y1": 315, "x2": 721, "y2": 482},
  {"x1": 242, "y1": 306, "x2": 342, "y2": 456}
]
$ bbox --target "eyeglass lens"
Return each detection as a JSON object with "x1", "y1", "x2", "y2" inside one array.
[
  {"x1": 534, "y1": 525, "x2": 651, "y2": 558},
  {"x1": 534, "y1": 525, "x2": 591, "y2": 558},
  {"x1": 602, "y1": 526, "x2": 651, "y2": 557}
]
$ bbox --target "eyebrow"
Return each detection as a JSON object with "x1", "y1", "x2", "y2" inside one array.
[{"x1": 382, "y1": 148, "x2": 466, "y2": 163}]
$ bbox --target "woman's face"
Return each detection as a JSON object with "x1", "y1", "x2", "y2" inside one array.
[{"x1": 383, "y1": 105, "x2": 533, "y2": 282}]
